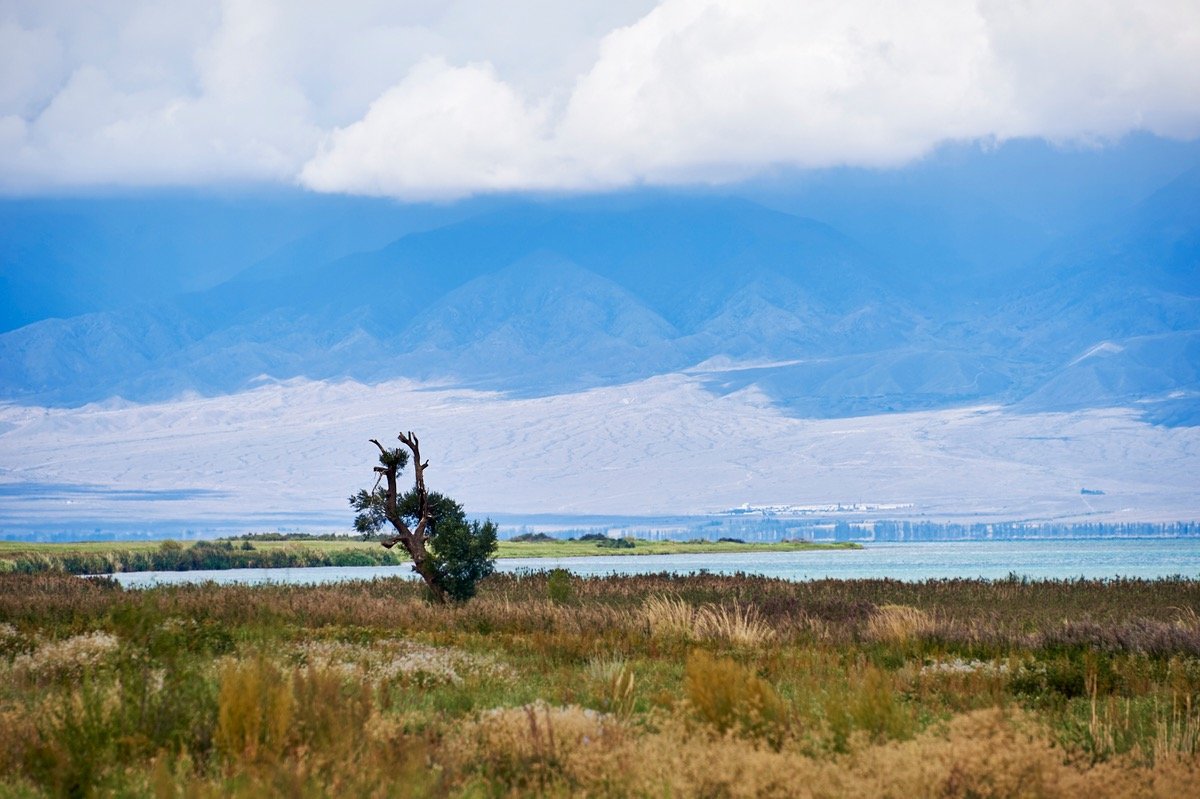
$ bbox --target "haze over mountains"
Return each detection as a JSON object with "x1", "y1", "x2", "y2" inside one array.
[
  {"x1": 1, "y1": 139, "x2": 1197, "y2": 424},
  {"x1": 1, "y1": 137, "x2": 1198, "y2": 533}
]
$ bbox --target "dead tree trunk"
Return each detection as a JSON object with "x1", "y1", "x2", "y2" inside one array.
[{"x1": 370, "y1": 432, "x2": 446, "y2": 603}]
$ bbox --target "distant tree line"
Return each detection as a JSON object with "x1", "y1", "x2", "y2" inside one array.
[
  {"x1": 0, "y1": 540, "x2": 409, "y2": 576},
  {"x1": 835, "y1": 520, "x2": 1200, "y2": 542}
]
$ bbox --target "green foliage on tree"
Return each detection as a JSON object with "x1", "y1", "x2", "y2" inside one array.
[
  {"x1": 350, "y1": 432, "x2": 497, "y2": 602},
  {"x1": 429, "y1": 517, "x2": 499, "y2": 601}
]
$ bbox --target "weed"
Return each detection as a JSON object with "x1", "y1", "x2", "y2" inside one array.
[
  {"x1": 2, "y1": 571, "x2": 1199, "y2": 795},
  {"x1": 585, "y1": 654, "x2": 637, "y2": 718},
  {"x1": 215, "y1": 657, "x2": 294, "y2": 765},
  {"x1": 698, "y1": 602, "x2": 776, "y2": 646},
  {"x1": 866, "y1": 603, "x2": 935, "y2": 644},
  {"x1": 642, "y1": 595, "x2": 698, "y2": 640},
  {"x1": 684, "y1": 650, "x2": 788, "y2": 747}
]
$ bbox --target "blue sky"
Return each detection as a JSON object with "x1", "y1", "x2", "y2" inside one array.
[{"x1": 2, "y1": 0, "x2": 1198, "y2": 198}]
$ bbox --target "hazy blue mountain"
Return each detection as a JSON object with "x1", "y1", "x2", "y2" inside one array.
[
  {"x1": 986, "y1": 165, "x2": 1200, "y2": 420},
  {"x1": 0, "y1": 196, "x2": 909, "y2": 403},
  {"x1": 1021, "y1": 333, "x2": 1200, "y2": 411},
  {"x1": 0, "y1": 137, "x2": 1196, "y2": 421},
  {"x1": 390, "y1": 254, "x2": 685, "y2": 388},
  {"x1": 746, "y1": 134, "x2": 1200, "y2": 303},
  {"x1": 694, "y1": 346, "x2": 1019, "y2": 417},
  {"x1": 0, "y1": 192, "x2": 492, "y2": 333}
]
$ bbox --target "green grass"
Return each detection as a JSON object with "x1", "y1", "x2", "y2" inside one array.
[
  {"x1": 0, "y1": 539, "x2": 380, "y2": 555},
  {"x1": 0, "y1": 537, "x2": 859, "y2": 575},
  {"x1": 0, "y1": 540, "x2": 168, "y2": 555},
  {"x1": 497, "y1": 538, "x2": 860, "y2": 558}
]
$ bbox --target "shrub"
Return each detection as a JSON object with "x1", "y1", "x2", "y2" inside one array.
[
  {"x1": 431, "y1": 519, "x2": 499, "y2": 601},
  {"x1": 329, "y1": 549, "x2": 378, "y2": 567},
  {"x1": 546, "y1": 568, "x2": 574, "y2": 604},
  {"x1": 684, "y1": 650, "x2": 787, "y2": 747},
  {"x1": 510, "y1": 532, "x2": 557, "y2": 542},
  {"x1": 596, "y1": 537, "x2": 635, "y2": 549}
]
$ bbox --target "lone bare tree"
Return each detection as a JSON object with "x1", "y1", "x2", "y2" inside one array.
[{"x1": 350, "y1": 431, "x2": 497, "y2": 602}]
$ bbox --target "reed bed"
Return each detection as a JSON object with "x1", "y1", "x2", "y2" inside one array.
[{"x1": 1, "y1": 571, "x2": 1198, "y2": 796}]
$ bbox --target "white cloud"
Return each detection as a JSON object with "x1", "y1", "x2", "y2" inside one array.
[
  {"x1": 981, "y1": 2, "x2": 1200, "y2": 140},
  {"x1": 300, "y1": 0, "x2": 1200, "y2": 197},
  {"x1": 556, "y1": 0, "x2": 1006, "y2": 182},
  {"x1": 301, "y1": 59, "x2": 554, "y2": 198},
  {"x1": 1, "y1": 0, "x2": 1198, "y2": 195},
  {"x1": 0, "y1": 21, "x2": 66, "y2": 117}
]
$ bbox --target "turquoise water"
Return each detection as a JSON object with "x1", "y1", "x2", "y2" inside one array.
[{"x1": 104, "y1": 538, "x2": 1200, "y2": 588}]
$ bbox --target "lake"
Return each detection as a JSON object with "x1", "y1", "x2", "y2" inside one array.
[{"x1": 103, "y1": 538, "x2": 1200, "y2": 588}]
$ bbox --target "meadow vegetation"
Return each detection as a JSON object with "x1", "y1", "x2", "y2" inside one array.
[
  {"x1": 0, "y1": 538, "x2": 858, "y2": 575},
  {"x1": 0, "y1": 571, "x2": 1198, "y2": 796}
]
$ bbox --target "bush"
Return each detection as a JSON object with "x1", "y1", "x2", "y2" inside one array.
[
  {"x1": 684, "y1": 650, "x2": 787, "y2": 747},
  {"x1": 510, "y1": 532, "x2": 557, "y2": 543},
  {"x1": 329, "y1": 550, "x2": 379, "y2": 567},
  {"x1": 596, "y1": 537, "x2": 635, "y2": 550},
  {"x1": 546, "y1": 569, "x2": 574, "y2": 604}
]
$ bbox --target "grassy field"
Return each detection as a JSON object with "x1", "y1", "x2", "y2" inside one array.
[
  {"x1": 1, "y1": 571, "x2": 1198, "y2": 796},
  {"x1": 0, "y1": 537, "x2": 859, "y2": 575}
]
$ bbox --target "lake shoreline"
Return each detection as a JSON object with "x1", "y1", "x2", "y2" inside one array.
[
  {"x1": 96, "y1": 538, "x2": 1200, "y2": 588},
  {"x1": 0, "y1": 537, "x2": 860, "y2": 575}
]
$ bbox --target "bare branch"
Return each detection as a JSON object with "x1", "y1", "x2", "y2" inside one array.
[
  {"x1": 361, "y1": 430, "x2": 459, "y2": 604},
  {"x1": 397, "y1": 431, "x2": 432, "y2": 529}
]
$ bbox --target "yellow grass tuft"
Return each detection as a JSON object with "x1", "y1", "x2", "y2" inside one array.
[
  {"x1": 698, "y1": 602, "x2": 776, "y2": 646},
  {"x1": 642, "y1": 595, "x2": 699, "y2": 639},
  {"x1": 867, "y1": 603, "x2": 936, "y2": 644},
  {"x1": 215, "y1": 657, "x2": 294, "y2": 764},
  {"x1": 643, "y1": 596, "x2": 775, "y2": 645}
]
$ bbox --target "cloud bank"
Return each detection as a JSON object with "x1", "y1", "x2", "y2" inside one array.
[{"x1": 3, "y1": 0, "x2": 1199, "y2": 197}]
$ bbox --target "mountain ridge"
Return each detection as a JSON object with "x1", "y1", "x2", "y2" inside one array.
[{"x1": 1, "y1": 173, "x2": 1196, "y2": 423}]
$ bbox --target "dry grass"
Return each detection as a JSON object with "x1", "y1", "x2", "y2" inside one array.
[
  {"x1": 866, "y1": 604, "x2": 937, "y2": 644},
  {"x1": 642, "y1": 594, "x2": 699, "y2": 639},
  {"x1": 439, "y1": 705, "x2": 1199, "y2": 798},
  {"x1": 1, "y1": 572, "x2": 1198, "y2": 796},
  {"x1": 684, "y1": 650, "x2": 788, "y2": 745},
  {"x1": 698, "y1": 602, "x2": 777, "y2": 646},
  {"x1": 215, "y1": 657, "x2": 294, "y2": 764},
  {"x1": 643, "y1": 595, "x2": 776, "y2": 645}
]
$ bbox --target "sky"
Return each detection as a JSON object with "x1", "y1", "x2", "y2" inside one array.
[{"x1": 2, "y1": 0, "x2": 1199, "y2": 199}]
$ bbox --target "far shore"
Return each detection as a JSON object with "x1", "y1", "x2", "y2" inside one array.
[{"x1": 0, "y1": 537, "x2": 861, "y2": 575}]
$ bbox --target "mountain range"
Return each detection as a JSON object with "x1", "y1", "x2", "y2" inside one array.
[{"x1": 1, "y1": 142, "x2": 1197, "y2": 424}]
